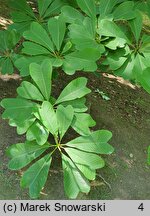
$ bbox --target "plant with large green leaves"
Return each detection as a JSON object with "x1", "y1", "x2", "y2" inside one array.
[
  {"x1": 12, "y1": 0, "x2": 139, "y2": 77},
  {"x1": 60, "y1": 0, "x2": 149, "y2": 81},
  {"x1": 8, "y1": 0, "x2": 75, "y2": 33},
  {"x1": 61, "y1": 0, "x2": 137, "y2": 51},
  {"x1": 6, "y1": 0, "x2": 150, "y2": 82},
  {"x1": 1, "y1": 0, "x2": 150, "y2": 200},
  {"x1": 0, "y1": 29, "x2": 20, "y2": 74},
  {"x1": 61, "y1": 0, "x2": 150, "y2": 94},
  {"x1": 61, "y1": 0, "x2": 136, "y2": 23},
  {"x1": 101, "y1": 11, "x2": 150, "y2": 94},
  {"x1": 14, "y1": 17, "x2": 101, "y2": 76},
  {"x1": 1, "y1": 59, "x2": 114, "y2": 198}
]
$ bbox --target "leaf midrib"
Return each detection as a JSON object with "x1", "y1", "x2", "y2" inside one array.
[
  {"x1": 56, "y1": 87, "x2": 89, "y2": 104},
  {"x1": 11, "y1": 145, "x2": 48, "y2": 161},
  {"x1": 29, "y1": 155, "x2": 51, "y2": 189}
]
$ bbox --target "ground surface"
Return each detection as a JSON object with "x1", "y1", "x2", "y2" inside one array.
[{"x1": 0, "y1": 0, "x2": 150, "y2": 200}]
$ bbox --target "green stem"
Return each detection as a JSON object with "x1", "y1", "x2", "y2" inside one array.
[
  {"x1": 50, "y1": 146, "x2": 57, "y2": 156},
  {"x1": 49, "y1": 144, "x2": 57, "y2": 148},
  {"x1": 60, "y1": 144, "x2": 67, "y2": 146}
]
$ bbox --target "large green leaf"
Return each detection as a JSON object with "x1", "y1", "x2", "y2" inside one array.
[
  {"x1": 6, "y1": 141, "x2": 50, "y2": 170},
  {"x1": 99, "y1": 0, "x2": 118, "y2": 17},
  {"x1": 30, "y1": 59, "x2": 52, "y2": 101},
  {"x1": 133, "y1": 53, "x2": 150, "y2": 81},
  {"x1": 23, "y1": 22, "x2": 54, "y2": 52},
  {"x1": 107, "y1": 55, "x2": 127, "y2": 70},
  {"x1": 113, "y1": 1, "x2": 136, "y2": 20},
  {"x1": 1, "y1": 98, "x2": 36, "y2": 122},
  {"x1": 71, "y1": 113, "x2": 96, "y2": 136},
  {"x1": 139, "y1": 68, "x2": 150, "y2": 94},
  {"x1": 75, "y1": 164, "x2": 96, "y2": 181},
  {"x1": 105, "y1": 48, "x2": 128, "y2": 70},
  {"x1": 0, "y1": 31, "x2": 9, "y2": 51},
  {"x1": 38, "y1": 0, "x2": 52, "y2": 17},
  {"x1": 55, "y1": 77, "x2": 91, "y2": 104},
  {"x1": 61, "y1": 97, "x2": 88, "y2": 113},
  {"x1": 105, "y1": 37, "x2": 127, "y2": 50},
  {"x1": 48, "y1": 17, "x2": 66, "y2": 51},
  {"x1": 63, "y1": 48, "x2": 101, "y2": 74},
  {"x1": 26, "y1": 121, "x2": 49, "y2": 145},
  {"x1": 9, "y1": 117, "x2": 36, "y2": 135},
  {"x1": 97, "y1": 19, "x2": 128, "y2": 42},
  {"x1": 114, "y1": 53, "x2": 135, "y2": 79},
  {"x1": 17, "y1": 81, "x2": 44, "y2": 101},
  {"x1": 21, "y1": 154, "x2": 52, "y2": 198},
  {"x1": 22, "y1": 41, "x2": 51, "y2": 55},
  {"x1": 61, "y1": 5, "x2": 84, "y2": 23},
  {"x1": 140, "y1": 35, "x2": 150, "y2": 54},
  {"x1": 9, "y1": 0, "x2": 35, "y2": 18},
  {"x1": 65, "y1": 147, "x2": 105, "y2": 169},
  {"x1": 76, "y1": 0, "x2": 96, "y2": 18},
  {"x1": 69, "y1": 18, "x2": 105, "y2": 52},
  {"x1": 61, "y1": 41, "x2": 72, "y2": 54},
  {"x1": 8, "y1": 22, "x2": 32, "y2": 34},
  {"x1": 39, "y1": 101, "x2": 58, "y2": 136},
  {"x1": 11, "y1": 12, "x2": 34, "y2": 23},
  {"x1": 0, "y1": 29, "x2": 20, "y2": 51},
  {"x1": 14, "y1": 56, "x2": 47, "y2": 77},
  {"x1": 66, "y1": 130, "x2": 114, "y2": 154},
  {"x1": 56, "y1": 105, "x2": 74, "y2": 140},
  {"x1": 9, "y1": 30, "x2": 20, "y2": 48},
  {"x1": 43, "y1": 0, "x2": 66, "y2": 18},
  {"x1": 129, "y1": 11, "x2": 143, "y2": 43},
  {"x1": 1, "y1": 58, "x2": 14, "y2": 75},
  {"x1": 62, "y1": 153, "x2": 90, "y2": 199}
]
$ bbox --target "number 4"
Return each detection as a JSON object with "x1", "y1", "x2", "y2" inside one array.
[{"x1": 138, "y1": 203, "x2": 144, "y2": 211}]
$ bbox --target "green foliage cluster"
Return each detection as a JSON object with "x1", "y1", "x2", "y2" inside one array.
[
  {"x1": 1, "y1": 0, "x2": 150, "y2": 198},
  {"x1": 1, "y1": 59, "x2": 114, "y2": 198},
  {"x1": 1, "y1": 58, "x2": 114, "y2": 198}
]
